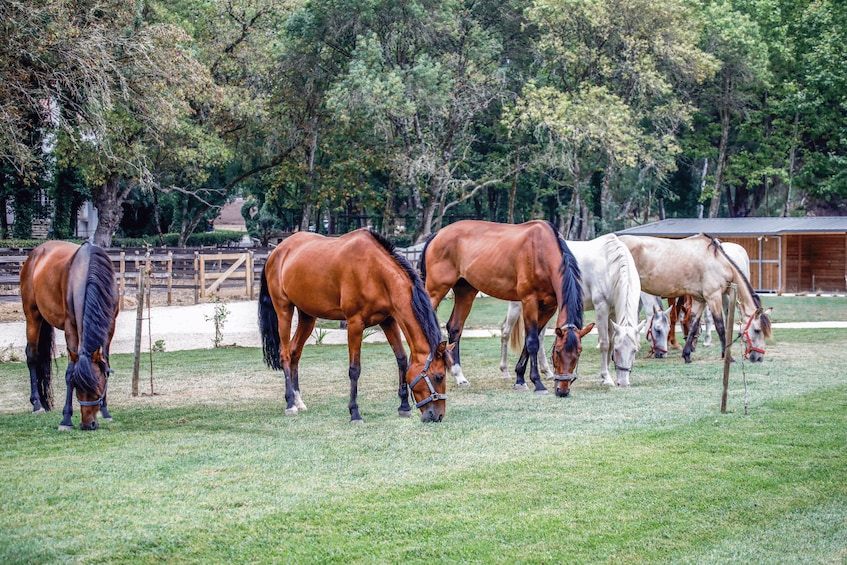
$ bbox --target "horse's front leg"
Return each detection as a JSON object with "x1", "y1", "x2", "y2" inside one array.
[
  {"x1": 58, "y1": 363, "x2": 75, "y2": 430},
  {"x1": 345, "y1": 321, "x2": 366, "y2": 423},
  {"x1": 682, "y1": 301, "x2": 707, "y2": 363},
  {"x1": 523, "y1": 324, "x2": 547, "y2": 394},
  {"x1": 595, "y1": 305, "x2": 614, "y2": 385},
  {"x1": 380, "y1": 319, "x2": 411, "y2": 417}
]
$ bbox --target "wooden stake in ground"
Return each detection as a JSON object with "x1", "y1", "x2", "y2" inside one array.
[
  {"x1": 131, "y1": 267, "x2": 146, "y2": 397},
  {"x1": 721, "y1": 283, "x2": 738, "y2": 413}
]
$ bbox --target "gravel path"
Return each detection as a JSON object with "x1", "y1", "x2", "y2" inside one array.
[{"x1": 0, "y1": 300, "x2": 841, "y2": 357}]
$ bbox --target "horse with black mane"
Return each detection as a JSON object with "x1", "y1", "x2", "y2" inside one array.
[
  {"x1": 20, "y1": 241, "x2": 119, "y2": 430},
  {"x1": 419, "y1": 220, "x2": 592, "y2": 397},
  {"x1": 259, "y1": 228, "x2": 452, "y2": 423}
]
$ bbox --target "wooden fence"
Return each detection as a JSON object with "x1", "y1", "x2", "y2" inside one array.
[
  {"x1": 0, "y1": 247, "x2": 271, "y2": 306},
  {"x1": 0, "y1": 242, "x2": 421, "y2": 306}
]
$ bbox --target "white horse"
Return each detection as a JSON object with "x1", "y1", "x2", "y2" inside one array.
[
  {"x1": 500, "y1": 234, "x2": 644, "y2": 387},
  {"x1": 639, "y1": 293, "x2": 672, "y2": 358}
]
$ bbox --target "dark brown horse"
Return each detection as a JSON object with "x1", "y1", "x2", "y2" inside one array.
[
  {"x1": 259, "y1": 229, "x2": 452, "y2": 423},
  {"x1": 420, "y1": 220, "x2": 592, "y2": 397},
  {"x1": 20, "y1": 241, "x2": 119, "y2": 430}
]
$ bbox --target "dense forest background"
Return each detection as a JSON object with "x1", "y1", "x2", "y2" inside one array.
[{"x1": 2, "y1": 0, "x2": 845, "y2": 247}]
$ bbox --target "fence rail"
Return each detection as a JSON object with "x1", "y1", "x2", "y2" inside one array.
[{"x1": 0, "y1": 241, "x2": 421, "y2": 305}]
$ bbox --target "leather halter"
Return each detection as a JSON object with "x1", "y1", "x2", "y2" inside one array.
[
  {"x1": 552, "y1": 323, "x2": 579, "y2": 383},
  {"x1": 645, "y1": 315, "x2": 668, "y2": 358},
  {"x1": 409, "y1": 352, "x2": 447, "y2": 408},
  {"x1": 740, "y1": 311, "x2": 766, "y2": 359},
  {"x1": 76, "y1": 366, "x2": 113, "y2": 407}
]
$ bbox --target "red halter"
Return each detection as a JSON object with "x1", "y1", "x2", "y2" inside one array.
[{"x1": 646, "y1": 315, "x2": 667, "y2": 358}]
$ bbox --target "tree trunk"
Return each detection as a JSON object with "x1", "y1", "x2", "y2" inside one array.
[
  {"x1": 92, "y1": 172, "x2": 126, "y2": 247},
  {"x1": 709, "y1": 106, "x2": 730, "y2": 218}
]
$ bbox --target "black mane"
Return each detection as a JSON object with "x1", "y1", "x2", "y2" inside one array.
[{"x1": 367, "y1": 229, "x2": 443, "y2": 351}]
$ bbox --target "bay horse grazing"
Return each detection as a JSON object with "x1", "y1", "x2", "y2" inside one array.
[
  {"x1": 500, "y1": 234, "x2": 643, "y2": 387},
  {"x1": 420, "y1": 220, "x2": 593, "y2": 397},
  {"x1": 620, "y1": 234, "x2": 771, "y2": 363},
  {"x1": 20, "y1": 241, "x2": 119, "y2": 430},
  {"x1": 259, "y1": 229, "x2": 452, "y2": 423}
]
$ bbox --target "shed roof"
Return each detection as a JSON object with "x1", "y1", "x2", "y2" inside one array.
[{"x1": 615, "y1": 217, "x2": 847, "y2": 237}]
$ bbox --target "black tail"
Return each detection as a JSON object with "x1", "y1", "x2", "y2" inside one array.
[
  {"x1": 258, "y1": 268, "x2": 282, "y2": 370},
  {"x1": 418, "y1": 234, "x2": 435, "y2": 281},
  {"x1": 32, "y1": 321, "x2": 55, "y2": 410}
]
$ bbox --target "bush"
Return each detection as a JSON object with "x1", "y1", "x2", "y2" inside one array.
[{"x1": 111, "y1": 230, "x2": 246, "y2": 248}]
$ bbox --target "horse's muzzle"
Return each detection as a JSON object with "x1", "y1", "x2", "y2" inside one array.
[
  {"x1": 80, "y1": 419, "x2": 99, "y2": 431},
  {"x1": 748, "y1": 351, "x2": 764, "y2": 363},
  {"x1": 420, "y1": 407, "x2": 444, "y2": 423}
]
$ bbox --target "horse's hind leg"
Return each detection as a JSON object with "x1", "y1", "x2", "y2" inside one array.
[
  {"x1": 445, "y1": 281, "x2": 477, "y2": 386},
  {"x1": 499, "y1": 302, "x2": 521, "y2": 379},
  {"x1": 288, "y1": 309, "x2": 316, "y2": 413},
  {"x1": 381, "y1": 319, "x2": 411, "y2": 417}
]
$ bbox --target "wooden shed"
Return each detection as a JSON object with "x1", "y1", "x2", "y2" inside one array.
[{"x1": 616, "y1": 217, "x2": 847, "y2": 294}]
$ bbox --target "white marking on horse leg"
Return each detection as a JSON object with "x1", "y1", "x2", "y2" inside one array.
[
  {"x1": 294, "y1": 391, "x2": 307, "y2": 411},
  {"x1": 452, "y1": 364, "x2": 469, "y2": 386},
  {"x1": 285, "y1": 406, "x2": 299, "y2": 416}
]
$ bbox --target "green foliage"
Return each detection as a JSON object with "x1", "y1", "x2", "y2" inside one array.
[{"x1": 111, "y1": 230, "x2": 245, "y2": 248}]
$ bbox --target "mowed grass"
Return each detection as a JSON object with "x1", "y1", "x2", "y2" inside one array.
[{"x1": 0, "y1": 296, "x2": 846, "y2": 563}]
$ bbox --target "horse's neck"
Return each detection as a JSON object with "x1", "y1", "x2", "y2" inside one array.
[{"x1": 728, "y1": 264, "x2": 759, "y2": 318}]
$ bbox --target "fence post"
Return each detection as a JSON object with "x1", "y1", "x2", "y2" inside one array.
[
  {"x1": 167, "y1": 251, "x2": 173, "y2": 306},
  {"x1": 247, "y1": 250, "x2": 254, "y2": 300},
  {"x1": 720, "y1": 284, "x2": 738, "y2": 413},
  {"x1": 131, "y1": 267, "x2": 145, "y2": 397},
  {"x1": 194, "y1": 251, "x2": 200, "y2": 304},
  {"x1": 119, "y1": 251, "x2": 126, "y2": 310}
]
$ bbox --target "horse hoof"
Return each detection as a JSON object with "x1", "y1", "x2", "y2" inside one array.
[
  {"x1": 534, "y1": 389, "x2": 548, "y2": 395},
  {"x1": 33, "y1": 408, "x2": 45, "y2": 414},
  {"x1": 601, "y1": 379, "x2": 615, "y2": 387},
  {"x1": 57, "y1": 424, "x2": 73, "y2": 431},
  {"x1": 398, "y1": 410, "x2": 411, "y2": 418},
  {"x1": 285, "y1": 407, "x2": 298, "y2": 416},
  {"x1": 513, "y1": 383, "x2": 529, "y2": 391},
  {"x1": 350, "y1": 418, "x2": 363, "y2": 424}
]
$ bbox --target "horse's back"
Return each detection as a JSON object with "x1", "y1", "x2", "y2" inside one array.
[
  {"x1": 265, "y1": 230, "x2": 405, "y2": 319},
  {"x1": 21, "y1": 241, "x2": 80, "y2": 329},
  {"x1": 425, "y1": 220, "x2": 560, "y2": 299}
]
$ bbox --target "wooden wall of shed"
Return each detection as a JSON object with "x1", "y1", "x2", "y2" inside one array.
[
  {"x1": 784, "y1": 234, "x2": 847, "y2": 292},
  {"x1": 716, "y1": 236, "x2": 777, "y2": 293}
]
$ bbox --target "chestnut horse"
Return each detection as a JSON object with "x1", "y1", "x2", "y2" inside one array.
[
  {"x1": 620, "y1": 234, "x2": 771, "y2": 363},
  {"x1": 499, "y1": 234, "x2": 643, "y2": 387},
  {"x1": 259, "y1": 229, "x2": 451, "y2": 423},
  {"x1": 420, "y1": 220, "x2": 592, "y2": 397},
  {"x1": 20, "y1": 241, "x2": 119, "y2": 430}
]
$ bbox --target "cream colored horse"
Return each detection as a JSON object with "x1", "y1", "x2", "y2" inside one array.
[{"x1": 620, "y1": 234, "x2": 771, "y2": 363}]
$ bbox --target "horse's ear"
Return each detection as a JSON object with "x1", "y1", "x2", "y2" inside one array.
[
  {"x1": 663, "y1": 305, "x2": 673, "y2": 316},
  {"x1": 91, "y1": 348, "x2": 104, "y2": 364},
  {"x1": 611, "y1": 320, "x2": 622, "y2": 333},
  {"x1": 763, "y1": 307, "x2": 773, "y2": 316},
  {"x1": 578, "y1": 323, "x2": 595, "y2": 338},
  {"x1": 555, "y1": 326, "x2": 565, "y2": 337},
  {"x1": 437, "y1": 341, "x2": 453, "y2": 355},
  {"x1": 637, "y1": 320, "x2": 647, "y2": 333}
]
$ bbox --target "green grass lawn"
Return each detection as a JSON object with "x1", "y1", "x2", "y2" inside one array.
[{"x1": 0, "y1": 297, "x2": 845, "y2": 563}]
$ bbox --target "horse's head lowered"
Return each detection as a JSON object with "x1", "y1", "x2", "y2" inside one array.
[
  {"x1": 646, "y1": 304, "x2": 672, "y2": 359},
  {"x1": 740, "y1": 307, "x2": 772, "y2": 362},
  {"x1": 611, "y1": 319, "x2": 646, "y2": 387},
  {"x1": 551, "y1": 322, "x2": 595, "y2": 397},
  {"x1": 70, "y1": 347, "x2": 112, "y2": 430},
  {"x1": 408, "y1": 342, "x2": 453, "y2": 422}
]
